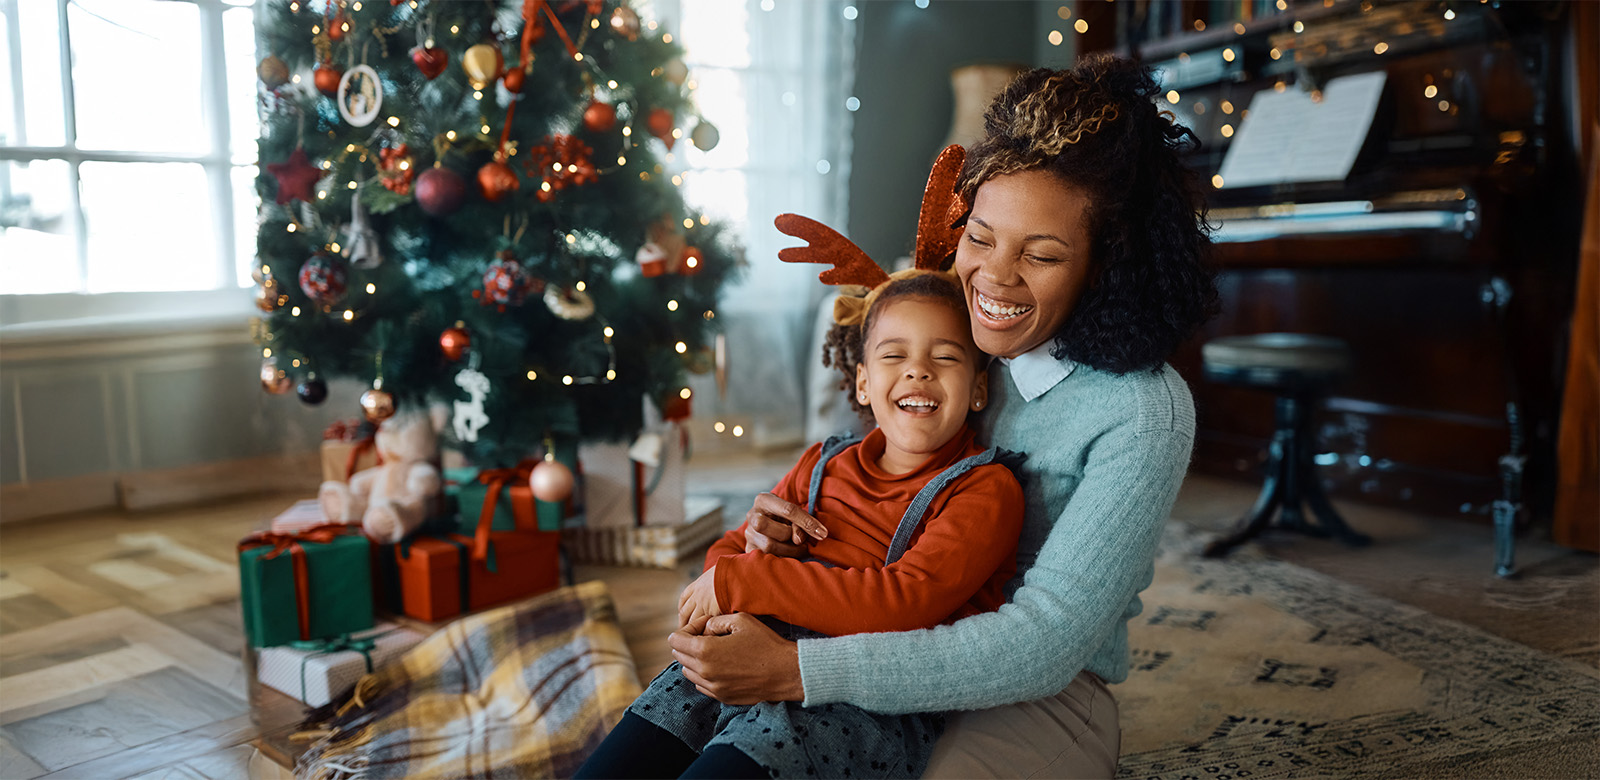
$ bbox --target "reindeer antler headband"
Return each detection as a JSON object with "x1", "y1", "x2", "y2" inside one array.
[{"x1": 776, "y1": 144, "x2": 970, "y2": 327}]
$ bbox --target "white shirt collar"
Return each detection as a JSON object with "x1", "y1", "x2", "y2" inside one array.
[{"x1": 997, "y1": 341, "x2": 1075, "y2": 402}]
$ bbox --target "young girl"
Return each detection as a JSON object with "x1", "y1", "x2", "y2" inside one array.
[{"x1": 575, "y1": 269, "x2": 1025, "y2": 779}]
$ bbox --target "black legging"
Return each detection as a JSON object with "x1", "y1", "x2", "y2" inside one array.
[{"x1": 574, "y1": 711, "x2": 768, "y2": 779}]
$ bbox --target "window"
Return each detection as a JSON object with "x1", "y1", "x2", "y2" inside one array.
[{"x1": 0, "y1": 0, "x2": 261, "y2": 297}]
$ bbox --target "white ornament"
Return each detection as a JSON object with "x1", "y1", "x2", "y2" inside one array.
[
  {"x1": 344, "y1": 190, "x2": 383, "y2": 269},
  {"x1": 452, "y1": 368, "x2": 491, "y2": 443},
  {"x1": 627, "y1": 432, "x2": 664, "y2": 468},
  {"x1": 337, "y1": 64, "x2": 383, "y2": 127}
]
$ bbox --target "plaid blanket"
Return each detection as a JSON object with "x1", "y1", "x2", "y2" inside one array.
[{"x1": 294, "y1": 581, "x2": 641, "y2": 779}]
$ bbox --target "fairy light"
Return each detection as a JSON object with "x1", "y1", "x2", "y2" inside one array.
[
  {"x1": 566, "y1": 233, "x2": 577, "y2": 244},
  {"x1": 1221, "y1": 124, "x2": 1234, "y2": 138},
  {"x1": 1275, "y1": 0, "x2": 1286, "y2": 9},
  {"x1": 640, "y1": 172, "x2": 650, "y2": 181},
  {"x1": 321, "y1": 160, "x2": 332, "y2": 170},
  {"x1": 1425, "y1": 85, "x2": 1438, "y2": 98},
  {"x1": 667, "y1": 299, "x2": 679, "y2": 311},
  {"x1": 574, "y1": 53, "x2": 584, "y2": 62},
  {"x1": 317, "y1": 190, "x2": 328, "y2": 199},
  {"x1": 1275, "y1": 81, "x2": 1288, "y2": 92},
  {"x1": 577, "y1": 281, "x2": 588, "y2": 292},
  {"x1": 292, "y1": 74, "x2": 301, "y2": 83},
  {"x1": 263, "y1": 347, "x2": 273, "y2": 357},
  {"x1": 562, "y1": 375, "x2": 574, "y2": 385},
  {"x1": 1212, "y1": 174, "x2": 1225, "y2": 188},
  {"x1": 527, "y1": 370, "x2": 538, "y2": 380},
  {"x1": 446, "y1": 130, "x2": 457, "y2": 141},
  {"x1": 679, "y1": 388, "x2": 692, "y2": 399},
  {"x1": 714, "y1": 421, "x2": 726, "y2": 433},
  {"x1": 541, "y1": 182, "x2": 553, "y2": 192},
  {"x1": 617, "y1": 155, "x2": 627, "y2": 165},
  {"x1": 675, "y1": 341, "x2": 687, "y2": 353},
  {"x1": 311, "y1": 24, "x2": 320, "y2": 34},
  {"x1": 608, "y1": 80, "x2": 618, "y2": 88},
  {"x1": 1165, "y1": 90, "x2": 1179, "y2": 103},
  {"x1": 685, "y1": 256, "x2": 698, "y2": 270},
  {"x1": 567, "y1": 164, "x2": 578, "y2": 173},
  {"x1": 1074, "y1": 18, "x2": 1088, "y2": 33},
  {"x1": 1444, "y1": 8, "x2": 1456, "y2": 19},
  {"x1": 474, "y1": 90, "x2": 483, "y2": 100},
  {"x1": 1374, "y1": 41, "x2": 1389, "y2": 54},
  {"x1": 605, "y1": 369, "x2": 616, "y2": 380},
  {"x1": 330, "y1": 242, "x2": 342, "y2": 252},
  {"x1": 261, "y1": 264, "x2": 271, "y2": 275},
  {"x1": 671, "y1": 175, "x2": 682, "y2": 186},
  {"x1": 1221, "y1": 100, "x2": 1235, "y2": 114},
  {"x1": 1270, "y1": 47, "x2": 1282, "y2": 59},
  {"x1": 1294, "y1": 20, "x2": 1305, "y2": 32},
  {"x1": 347, "y1": 180, "x2": 358, "y2": 189},
  {"x1": 699, "y1": 215, "x2": 710, "y2": 225},
  {"x1": 622, "y1": 126, "x2": 632, "y2": 136},
  {"x1": 732, "y1": 425, "x2": 744, "y2": 438},
  {"x1": 662, "y1": 33, "x2": 672, "y2": 42},
  {"x1": 343, "y1": 310, "x2": 355, "y2": 321},
  {"x1": 603, "y1": 326, "x2": 614, "y2": 337},
  {"x1": 352, "y1": 1, "x2": 361, "y2": 9},
  {"x1": 291, "y1": 306, "x2": 301, "y2": 316},
  {"x1": 481, "y1": 124, "x2": 492, "y2": 134},
  {"x1": 286, "y1": 223, "x2": 297, "y2": 232},
  {"x1": 703, "y1": 310, "x2": 715, "y2": 320},
  {"x1": 292, "y1": 359, "x2": 301, "y2": 367},
  {"x1": 591, "y1": 18, "x2": 600, "y2": 28},
  {"x1": 1223, "y1": 47, "x2": 1236, "y2": 62},
  {"x1": 671, "y1": 128, "x2": 683, "y2": 139},
  {"x1": 1439, "y1": 99, "x2": 1451, "y2": 111},
  {"x1": 408, "y1": 0, "x2": 417, "y2": 7},
  {"x1": 450, "y1": 24, "x2": 459, "y2": 34},
  {"x1": 682, "y1": 218, "x2": 694, "y2": 229},
  {"x1": 1048, "y1": 30, "x2": 1063, "y2": 46},
  {"x1": 365, "y1": 283, "x2": 376, "y2": 293},
  {"x1": 1233, "y1": 22, "x2": 1246, "y2": 34},
  {"x1": 687, "y1": 79, "x2": 698, "y2": 90},
  {"x1": 289, "y1": 1, "x2": 299, "y2": 10}
]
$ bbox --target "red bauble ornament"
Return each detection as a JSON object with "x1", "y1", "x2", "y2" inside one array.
[
  {"x1": 502, "y1": 67, "x2": 525, "y2": 94},
  {"x1": 664, "y1": 393, "x2": 692, "y2": 422},
  {"x1": 583, "y1": 101, "x2": 617, "y2": 133},
  {"x1": 314, "y1": 64, "x2": 344, "y2": 97},
  {"x1": 439, "y1": 324, "x2": 471, "y2": 361},
  {"x1": 378, "y1": 143, "x2": 415, "y2": 195},
  {"x1": 298, "y1": 252, "x2": 349, "y2": 305},
  {"x1": 477, "y1": 159, "x2": 519, "y2": 202},
  {"x1": 415, "y1": 167, "x2": 467, "y2": 216},
  {"x1": 328, "y1": 13, "x2": 349, "y2": 42},
  {"x1": 529, "y1": 459, "x2": 575, "y2": 503},
  {"x1": 647, "y1": 107, "x2": 676, "y2": 150},
  {"x1": 266, "y1": 147, "x2": 323, "y2": 205},
  {"x1": 411, "y1": 46, "x2": 448, "y2": 80}
]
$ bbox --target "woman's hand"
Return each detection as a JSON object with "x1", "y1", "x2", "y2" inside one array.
[
  {"x1": 677, "y1": 566, "x2": 723, "y2": 627},
  {"x1": 669, "y1": 613, "x2": 804, "y2": 705},
  {"x1": 743, "y1": 492, "x2": 828, "y2": 557}
]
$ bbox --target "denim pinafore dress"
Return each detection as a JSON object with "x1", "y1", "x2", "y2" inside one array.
[{"x1": 627, "y1": 433, "x2": 1024, "y2": 779}]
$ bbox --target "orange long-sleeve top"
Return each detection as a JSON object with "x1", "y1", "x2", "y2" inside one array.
[{"x1": 707, "y1": 425, "x2": 1024, "y2": 637}]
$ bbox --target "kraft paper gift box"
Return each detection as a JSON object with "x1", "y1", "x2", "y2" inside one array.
[
  {"x1": 238, "y1": 526, "x2": 375, "y2": 647},
  {"x1": 579, "y1": 423, "x2": 686, "y2": 529},
  {"x1": 256, "y1": 623, "x2": 426, "y2": 707},
  {"x1": 392, "y1": 528, "x2": 562, "y2": 623}
]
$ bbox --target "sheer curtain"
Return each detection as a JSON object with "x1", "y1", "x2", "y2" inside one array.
[{"x1": 652, "y1": 0, "x2": 857, "y2": 450}]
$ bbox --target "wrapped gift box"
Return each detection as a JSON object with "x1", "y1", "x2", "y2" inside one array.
[
  {"x1": 444, "y1": 463, "x2": 543, "y2": 534},
  {"x1": 257, "y1": 623, "x2": 426, "y2": 706},
  {"x1": 393, "y1": 529, "x2": 562, "y2": 622},
  {"x1": 239, "y1": 527, "x2": 375, "y2": 647},
  {"x1": 270, "y1": 499, "x2": 342, "y2": 535},
  {"x1": 579, "y1": 423, "x2": 686, "y2": 530},
  {"x1": 321, "y1": 439, "x2": 379, "y2": 484},
  {"x1": 563, "y1": 496, "x2": 722, "y2": 569}
]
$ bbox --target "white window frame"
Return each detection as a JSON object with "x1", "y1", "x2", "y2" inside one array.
[{"x1": 0, "y1": 0, "x2": 255, "y2": 336}]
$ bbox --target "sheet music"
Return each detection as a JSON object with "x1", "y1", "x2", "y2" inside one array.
[{"x1": 1217, "y1": 71, "x2": 1388, "y2": 189}]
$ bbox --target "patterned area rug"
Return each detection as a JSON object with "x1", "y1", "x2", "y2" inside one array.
[{"x1": 1115, "y1": 524, "x2": 1600, "y2": 778}]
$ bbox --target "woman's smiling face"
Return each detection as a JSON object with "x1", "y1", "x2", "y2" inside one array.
[{"x1": 954, "y1": 169, "x2": 1096, "y2": 360}]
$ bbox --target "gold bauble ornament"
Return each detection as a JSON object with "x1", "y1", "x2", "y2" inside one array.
[
  {"x1": 461, "y1": 43, "x2": 504, "y2": 90},
  {"x1": 360, "y1": 386, "x2": 397, "y2": 423},
  {"x1": 609, "y1": 6, "x2": 640, "y2": 40},
  {"x1": 257, "y1": 56, "x2": 290, "y2": 89},
  {"x1": 260, "y1": 358, "x2": 293, "y2": 395},
  {"x1": 529, "y1": 459, "x2": 575, "y2": 503},
  {"x1": 662, "y1": 58, "x2": 688, "y2": 86}
]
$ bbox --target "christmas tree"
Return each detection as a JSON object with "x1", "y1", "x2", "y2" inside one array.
[{"x1": 252, "y1": 0, "x2": 738, "y2": 467}]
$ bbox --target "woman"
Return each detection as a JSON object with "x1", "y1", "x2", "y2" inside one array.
[{"x1": 667, "y1": 55, "x2": 1217, "y2": 778}]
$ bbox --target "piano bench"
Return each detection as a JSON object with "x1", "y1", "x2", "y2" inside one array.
[{"x1": 1199, "y1": 333, "x2": 1372, "y2": 558}]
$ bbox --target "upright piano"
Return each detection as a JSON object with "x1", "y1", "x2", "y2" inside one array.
[{"x1": 1132, "y1": 0, "x2": 1581, "y2": 569}]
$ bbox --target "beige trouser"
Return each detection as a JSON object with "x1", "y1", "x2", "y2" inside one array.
[{"x1": 922, "y1": 671, "x2": 1120, "y2": 779}]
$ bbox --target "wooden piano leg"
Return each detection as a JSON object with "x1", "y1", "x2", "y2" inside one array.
[
  {"x1": 1304, "y1": 476, "x2": 1372, "y2": 548},
  {"x1": 1203, "y1": 428, "x2": 1287, "y2": 558}
]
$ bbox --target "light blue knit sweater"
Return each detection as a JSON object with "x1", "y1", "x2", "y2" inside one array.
[{"x1": 797, "y1": 361, "x2": 1195, "y2": 714}]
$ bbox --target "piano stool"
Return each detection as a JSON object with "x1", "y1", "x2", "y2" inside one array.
[{"x1": 1199, "y1": 333, "x2": 1373, "y2": 558}]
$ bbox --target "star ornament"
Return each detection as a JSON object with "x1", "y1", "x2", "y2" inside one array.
[{"x1": 267, "y1": 147, "x2": 324, "y2": 205}]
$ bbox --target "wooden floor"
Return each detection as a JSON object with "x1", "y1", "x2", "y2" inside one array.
[{"x1": 1, "y1": 447, "x2": 1592, "y2": 779}]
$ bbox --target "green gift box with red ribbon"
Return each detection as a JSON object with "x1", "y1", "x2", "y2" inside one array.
[
  {"x1": 445, "y1": 458, "x2": 567, "y2": 534},
  {"x1": 238, "y1": 524, "x2": 375, "y2": 648}
]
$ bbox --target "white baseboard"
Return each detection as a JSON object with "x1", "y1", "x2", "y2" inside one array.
[{"x1": 0, "y1": 451, "x2": 322, "y2": 523}]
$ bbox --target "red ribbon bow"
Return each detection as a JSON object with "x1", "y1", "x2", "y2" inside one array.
[
  {"x1": 470, "y1": 459, "x2": 539, "y2": 561},
  {"x1": 239, "y1": 524, "x2": 357, "y2": 641}
]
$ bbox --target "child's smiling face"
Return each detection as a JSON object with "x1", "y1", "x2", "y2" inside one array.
[{"x1": 855, "y1": 296, "x2": 989, "y2": 475}]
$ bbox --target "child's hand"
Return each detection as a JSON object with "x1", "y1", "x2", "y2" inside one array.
[{"x1": 677, "y1": 566, "x2": 723, "y2": 628}]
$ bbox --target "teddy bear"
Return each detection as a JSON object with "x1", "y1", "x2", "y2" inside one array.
[{"x1": 319, "y1": 406, "x2": 446, "y2": 542}]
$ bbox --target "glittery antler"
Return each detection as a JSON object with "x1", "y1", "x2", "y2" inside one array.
[
  {"x1": 775, "y1": 213, "x2": 891, "y2": 288},
  {"x1": 912, "y1": 144, "x2": 969, "y2": 271}
]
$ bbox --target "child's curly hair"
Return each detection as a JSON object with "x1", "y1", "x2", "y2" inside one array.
[
  {"x1": 822, "y1": 272, "x2": 970, "y2": 423},
  {"x1": 957, "y1": 55, "x2": 1219, "y2": 374}
]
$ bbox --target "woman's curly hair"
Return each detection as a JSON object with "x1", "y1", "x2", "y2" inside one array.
[
  {"x1": 821, "y1": 272, "x2": 969, "y2": 424},
  {"x1": 957, "y1": 55, "x2": 1219, "y2": 374}
]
